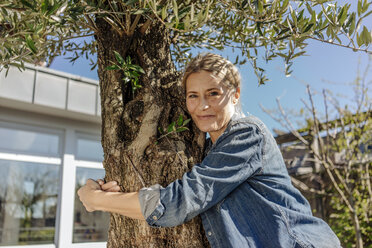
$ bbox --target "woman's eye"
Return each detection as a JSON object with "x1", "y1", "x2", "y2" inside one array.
[
  {"x1": 188, "y1": 94, "x2": 197, "y2": 98},
  {"x1": 208, "y1": 91, "x2": 219, "y2": 96}
]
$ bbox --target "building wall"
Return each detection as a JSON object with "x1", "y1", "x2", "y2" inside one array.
[{"x1": 0, "y1": 65, "x2": 109, "y2": 248}]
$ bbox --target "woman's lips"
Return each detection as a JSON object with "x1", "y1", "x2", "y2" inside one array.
[{"x1": 197, "y1": 115, "x2": 215, "y2": 120}]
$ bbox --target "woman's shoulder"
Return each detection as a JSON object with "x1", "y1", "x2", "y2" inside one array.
[
  {"x1": 229, "y1": 114, "x2": 269, "y2": 134},
  {"x1": 211, "y1": 114, "x2": 268, "y2": 149}
]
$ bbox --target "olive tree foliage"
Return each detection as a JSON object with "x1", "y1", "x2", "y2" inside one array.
[{"x1": 0, "y1": 0, "x2": 371, "y2": 84}]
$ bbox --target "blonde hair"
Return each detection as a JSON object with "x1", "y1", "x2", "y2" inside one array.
[
  {"x1": 182, "y1": 53, "x2": 244, "y2": 116},
  {"x1": 182, "y1": 53, "x2": 241, "y2": 90}
]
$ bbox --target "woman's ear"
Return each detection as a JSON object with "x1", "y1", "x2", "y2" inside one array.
[{"x1": 233, "y1": 87, "x2": 240, "y2": 104}]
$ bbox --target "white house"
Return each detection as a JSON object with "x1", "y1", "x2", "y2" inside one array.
[{"x1": 0, "y1": 64, "x2": 109, "y2": 248}]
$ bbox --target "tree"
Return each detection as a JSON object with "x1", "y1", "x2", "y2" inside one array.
[
  {"x1": 1, "y1": 0, "x2": 371, "y2": 247},
  {"x1": 262, "y1": 62, "x2": 371, "y2": 248}
]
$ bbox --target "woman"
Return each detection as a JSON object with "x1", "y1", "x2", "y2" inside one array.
[{"x1": 78, "y1": 53, "x2": 341, "y2": 247}]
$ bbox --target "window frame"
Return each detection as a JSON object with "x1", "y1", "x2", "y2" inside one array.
[
  {"x1": 0, "y1": 121, "x2": 63, "y2": 247},
  {"x1": 0, "y1": 110, "x2": 107, "y2": 248}
]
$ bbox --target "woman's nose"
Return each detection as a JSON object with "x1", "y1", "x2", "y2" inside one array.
[{"x1": 198, "y1": 97, "x2": 209, "y2": 110}]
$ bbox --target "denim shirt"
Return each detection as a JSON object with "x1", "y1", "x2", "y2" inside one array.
[{"x1": 139, "y1": 115, "x2": 341, "y2": 248}]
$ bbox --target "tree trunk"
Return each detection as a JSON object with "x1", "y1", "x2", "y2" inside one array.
[{"x1": 95, "y1": 17, "x2": 210, "y2": 248}]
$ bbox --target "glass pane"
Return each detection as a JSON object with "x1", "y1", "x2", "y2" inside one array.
[
  {"x1": 76, "y1": 138, "x2": 103, "y2": 161},
  {"x1": 73, "y1": 167, "x2": 109, "y2": 243},
  {"x1": 0, "y1": 160, "x2": 59, "y2": 245},
  {"x1": 0, "y1": 126, "x2": 59, "y2": 156}
]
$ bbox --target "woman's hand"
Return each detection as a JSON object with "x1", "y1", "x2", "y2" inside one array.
[
  {"x1": 77, "y1": 179, "x2": 145, "y2": 220},
  {"x1": 97, "y1": 179, "x2": 121, "y2": 192},
  {"x1": 77, "y1": 179, "x2": 102, "y2": 212}
]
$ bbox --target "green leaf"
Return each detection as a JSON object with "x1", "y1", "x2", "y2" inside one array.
[
  {"x1": 362, "y1": 0, "x2": 370, "y2": 14},
  {"x1": 179, "y1": 6, "x2": 191, "y2": 20},
  {"x1": 176, "y1": 127, "x2": 189, "y2": 133},
  {"x1": 258, "y1": 0, "x2": 263, "y2": 13},
  {"x1": 277, "y1": 34, "x2": 291, "y2": 41},
  {"x1": 276, "y1": 53, "x2": 287, "y2": 58},
  {"x1": 356, "y1": 33, "x2": 363, "y2": 46},
  {"x1": 125, "y1": 0, "x2": 139, "y2": 6},
  {"x1": 177, "y1": 115, "x2": 183, "y2": 126},
  {"x1": 197, "y1": 8, "x2": 204, "y2": 23},
  {"x1": 183, "y1": 119, "x2": 191, "y2": 126},
  {"x1": 184, "y1": 15, "x2": 190, "y2": 30},
  {"x1": 278, "y1": 28, "x2": 290, "y2": 36},
  {"x1": 167, "y1": 121, "x2": 176, "y2": 132},
  {"x1": 20, "y1": 0, "x2": 35, "y2": 10},
  {"x1": 362, "y1": 10, "x2": 372, "y2": 19},
  {"x1": 256, "y1": 23, "x2": 263, "y2": 36},
  {"x1": 105, "y1": 64, "x2": 120, "y2": 70},
  {"x1": 173, "y1": 0, "x2": 178, "y2": 20},
  {"x1": 303, "y1": 23, "x2": 314, "y2": 33},
  {"x1": 47, "y1": 2, "x2": 64, "y2": 16},
  {"x1": 204, "y1": 0, "x2": 210, "y2": 20},
  {"x1": 292, "y1": 50, "x2": 306, "y2": 59},
  {"x1": 282, "y1": 0, "x2": 289, "y2": 8},
  {"x1": 114, "y1": 51, "x2": 124, "y2": 65},
  {"x1": 1, "y1": 6, "x2": 8, "y2": 16},
  {"x1": 25, "y1": 35, "x2": 37, "y2": 54},
  {"x1": 348, "y1": 13, "x2": 356, "y2": 36},
  {"x1": 306, "y1": 2, "x2": 313, "y2": 15},
  {"x1": 338, "y1": 6, "x2": 348, "y2": 25},
  {"x1": 130, "y1": 70, "x2": 140, "y2": 78},
  {"x1": 126, "y1": 56, "x2": 131, "y2": 64},
  {"x1": 161, "y1": 6, "x2": 167, "y2": 20},
  {"x1": 326, "y1": 26, "x2": 331, "y2": 37},
  {"x1": 290, "y1": 6, "x2": 297, "y2": 27},
  {"x1": 358, "y1": 0, "x2": 362, "y2": 16},
  {"x1": 133, "y1": 9, "x2": 146, "y2": 15},
  {"x1": 310, "y1": 10, "x2": 316, "y2": 24},
  {"x1": 361, "y1": 26, "x2": 371, "y2": 45},
  {"x1": 190, "y1": 3, "x2": 194, "y2": 21},
  {"x1": 297, "y1": 9, "x2": 304, "y2": 22},
  {"x1": 41, "y1": 0, "x2": 48, "y2": 14},
  {"x1": 136, "y1": 66, "x2": 145, "y2": 74},
  {"x1": 129, "y1": 64, "x2": 144, "y2": 73},
  {"x1": 317, "y1": 11, "x2": 323, "y2": 20}
]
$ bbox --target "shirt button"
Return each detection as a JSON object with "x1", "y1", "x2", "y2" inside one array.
[
  {"x1": 207, "y1": 231, "x2": 212, "y2": 236},
  {"x1": 152, "y1": 216, "x2": 158, "y2": 220}
]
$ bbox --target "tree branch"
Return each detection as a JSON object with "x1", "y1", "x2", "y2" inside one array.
[
  {"x1": 290, "y1": 176, "x2": 327, "y2": 196},
  {"x1": 310, "y1": 36, "x2": 372, "y2": 54},
  {"x1": 276, "y1": 97, "x2": 309, "y2": 145},
  {"x1": 129, "y1": 14, "x2": 142, "y2": 35}
]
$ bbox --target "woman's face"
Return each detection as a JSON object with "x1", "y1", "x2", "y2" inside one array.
[{"x1": 186, "y1": 70, "x2": 240, "y2": 142}]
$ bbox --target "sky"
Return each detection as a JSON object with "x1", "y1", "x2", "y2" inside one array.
[{"x1": 50, "y1": 37, "x2": 371, "y2": 133}]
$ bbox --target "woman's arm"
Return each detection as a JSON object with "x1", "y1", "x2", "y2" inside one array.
[
  {"x1": 143, "y1": 122, "x2": 264, "y2": 227},
  {"x1": 77, "y1": 179, "x2": 145, "y2": 220},
  {"x1": 78, "y1": 122, "x2": 263, "y2": 226}
]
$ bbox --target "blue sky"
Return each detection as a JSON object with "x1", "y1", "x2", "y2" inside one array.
[{"x1": 50, "y1": 38, "x2": 371, "y2": 133}]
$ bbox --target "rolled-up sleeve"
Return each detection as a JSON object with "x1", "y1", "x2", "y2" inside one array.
[
  {"x1": 138, "y1": 184, "x2": 162, "y2": 220},
  {"x1": 141, "y1": 122, "x2": 264, "y2": 227}
]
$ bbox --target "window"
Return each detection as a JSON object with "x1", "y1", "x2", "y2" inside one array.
[
  {"x1": 0, "y1": 126, "x2": 60, "y2": 156},
  {"x1": 76, "y1": 136, "x2": 103, "y2": 162},
  {"x1": 73, "y1": 168, "x2": 109, "y2": 243},
  {"x1": 0, "y1": 160, "x2": 59, "y2": 246},
  {"x1": 0, "y1": 124, "x2": 61, "y2": 246},
  {"x1": 73, "y1": 136, "x2": 109, "y2": 243}
]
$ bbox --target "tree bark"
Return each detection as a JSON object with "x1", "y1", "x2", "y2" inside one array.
[{"x1": 95, "y1": 17, "x2": 210, "y2": 248}]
